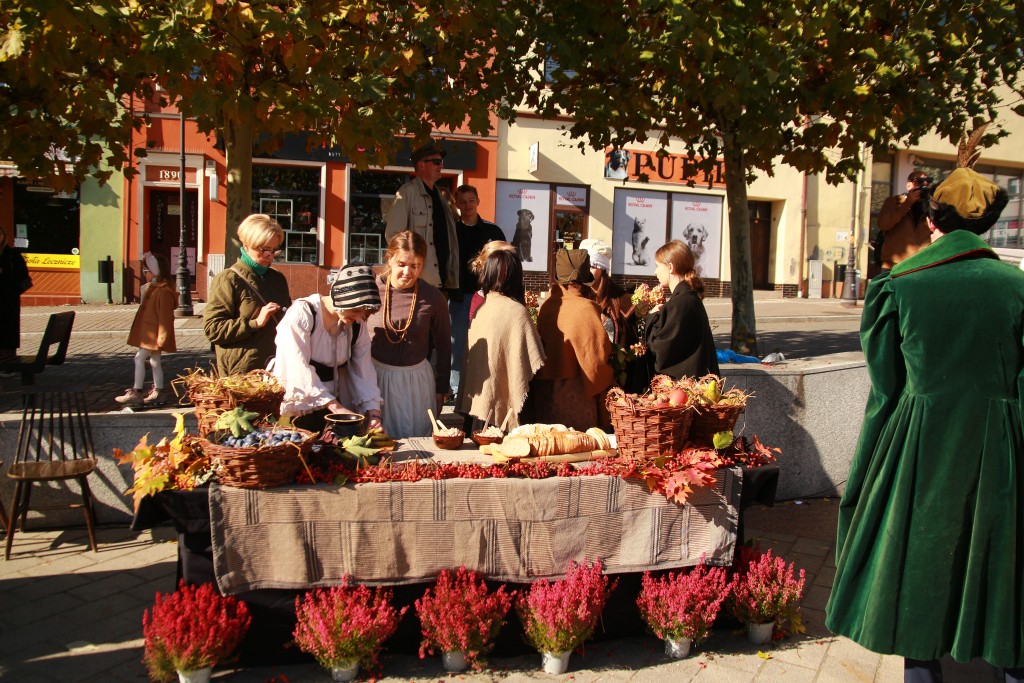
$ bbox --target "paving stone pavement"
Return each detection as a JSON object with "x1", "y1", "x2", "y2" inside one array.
[{"x1": 0, "y1": 500, "x2": 1006, "y2": 682}]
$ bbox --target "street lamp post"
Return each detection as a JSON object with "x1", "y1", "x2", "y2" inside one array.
[{"x1": 175, "y1": 109, "x2": 194, "y2": 317}]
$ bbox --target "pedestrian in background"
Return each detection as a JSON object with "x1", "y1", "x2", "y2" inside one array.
[
  {"x1": 826, "y1": 165, "x2": 1024, "y2": 682},
  {"x1": 451, "y1": 183, "x2": 505, "y2": 399},
  {"x1": 385, "y1": 142, "x2": 460, "y2": 291},
  {"x1": 116, "y1": 253, "x2": 176, "y2": 406},
  {"x1": 204, "y1": 214, "x2": 292, "y2": 376},
  {"x1": 0, "y1": 225, "x2": 30, "y2": 365},
  {"x1": 645, "y1": 240, "x2": 719, "y2": 380}
]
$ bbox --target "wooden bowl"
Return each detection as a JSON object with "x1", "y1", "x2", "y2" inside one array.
[
  {"x1": 432, "y1": 432, "x2": 465, "y2": 450},
  {"x1": 472, "y1": 431, "x2": 504, "y2": 446}
]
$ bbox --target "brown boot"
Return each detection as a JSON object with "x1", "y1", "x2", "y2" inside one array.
[{"x1": 115, "y1": 388, "x2": 144, "y2": 405}]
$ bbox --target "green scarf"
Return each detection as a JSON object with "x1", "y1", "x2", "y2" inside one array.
[{"x1": 240, "y1": 248, "x2": 270, "y2": 277}]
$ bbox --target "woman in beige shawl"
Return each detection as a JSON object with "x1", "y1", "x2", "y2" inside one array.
[{"x1": 458, "y1": 246, "x2": 545, "y2": 431}]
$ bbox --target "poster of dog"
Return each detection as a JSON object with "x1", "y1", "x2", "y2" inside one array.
[
  {"x1": 494, "y1": 180, "x2": 551, "y2": 270},
  {"x1": 670, "y1": 193, "x2": 724, "y2": 279},
  {"x1": 604, "y1": 148, "x2": 630, "y2": 180},
  {"x1": 612, "y1": 188, "x2": 668, "y2": 276}
]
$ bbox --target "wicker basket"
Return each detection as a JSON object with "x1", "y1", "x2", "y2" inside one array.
[
  {"x1": 189, "y1": 390, "x2": 284, "y2": 437},
  {"x1": 687, "y1": 404, "x2": 745, "y2": 446},
  {"x1": 606, "y1": 390, "x2": 694, "y2": 459},
  {"x1": 201, "y1": 428, "x2": 315, "y2": 489}
]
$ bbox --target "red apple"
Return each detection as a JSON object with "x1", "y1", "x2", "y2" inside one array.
[{"x1": 668, "y1": 388, "x2": 689, "y2": 407}]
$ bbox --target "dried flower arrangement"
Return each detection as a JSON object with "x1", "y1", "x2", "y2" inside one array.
[
  {"x1": 415, "y1": 567, "x2": 514, "y2": 670},
  {"x1": 142, "y1": 580, "x2": 250, "y2": 682}
]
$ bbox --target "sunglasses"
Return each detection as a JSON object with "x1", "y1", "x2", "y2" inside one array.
[
  {"x1": 421, "y1": 157, "x2": 444, "y2": 166},
  {"x1": 253, "y1": 245, "x2": 283, "y2": 256}
]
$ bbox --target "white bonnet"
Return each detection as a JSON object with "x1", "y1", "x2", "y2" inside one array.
[{"x1": 579, "y1": 238, "x2": 612, "y2": 272}]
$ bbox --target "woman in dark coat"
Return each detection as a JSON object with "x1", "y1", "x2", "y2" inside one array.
[
  {"x1": 645, "y1": 240, "x2": 719, "y2": 380},
  {"x1": 0, "y1": 225, "x2": 31, "y2": 362},
  {"x1": 825, "y1": 167, "x2": 1024, "y2": 681}
]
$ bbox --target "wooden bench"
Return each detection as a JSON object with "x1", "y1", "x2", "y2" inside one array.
[{"x1": 0, "y1": 311, "x2": 75, "y2": 385}]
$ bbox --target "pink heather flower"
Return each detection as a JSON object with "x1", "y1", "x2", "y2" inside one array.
[
  {"x1": 637, "y1": 562, "x2": 732, "y2": 644},
  {"x1": 142, "y1": 580, "x2": 250, "y2": 682},
  {"x1": 730, "y1": 549, "x2": 806, "y2": 627},
  {"x1": 293, "y1": 577, "x2": 407, "y2": 673},
  {"x1": 516, "y1": 559, "x2": 617, "y2": 654},
  {"x1": 415, "y1": 567, "x2": 513, "y2": 669}
]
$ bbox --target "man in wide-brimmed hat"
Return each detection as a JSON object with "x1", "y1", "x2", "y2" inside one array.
[
  {"x1": 385, "y1": 141, "x2": 459, "y2": 292},
  {"x1": 827, "y1": 162, "x2": 1024, "y2": 681}
]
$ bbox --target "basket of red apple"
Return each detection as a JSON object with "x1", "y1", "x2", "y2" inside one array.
[{"x1": 605, "y1": 383, "x2": 694, "y2": 459}]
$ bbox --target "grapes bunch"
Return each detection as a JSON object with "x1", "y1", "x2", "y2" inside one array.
[{"x1": 220, "y1": 429, "x2": 306, "y2": 449}]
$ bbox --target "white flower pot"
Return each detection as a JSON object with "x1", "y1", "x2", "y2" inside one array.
[
  {"x1": 746, "y1": 620, "x2": 774, "y2": 645},
  {"x1": 177, "y1": 668, "x2": 212, "y2": 683},
  {"x1": 541, "y1": 650, "x2": 571, "y2": 675},
  {"x1": 330, "y1": 660, "x2": 359, "y2": 682},
  {"x1": 442, "y1": 650, "x2": 468, "y2": 672},
  {"x1": 664, "y1": 636, "x2": 692, "y2": 658}
]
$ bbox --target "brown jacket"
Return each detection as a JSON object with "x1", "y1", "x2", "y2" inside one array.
[
  {"x1": 535, "y1": 286, "x2": 614, "y2": 397},
  {"x1": 876, "y1": 193, "x2": 931, "y2": 269},
  {"x1": 127, "y1": 280, "x2": 177, "y2": 352}
]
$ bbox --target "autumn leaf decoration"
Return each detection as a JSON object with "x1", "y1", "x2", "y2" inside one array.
[
  {"x1": 642, "y1": 449, "x2": 722, "y2": 506},
  {"x1": 114, "y1": 413, "x2": 215, "y2": 508}
]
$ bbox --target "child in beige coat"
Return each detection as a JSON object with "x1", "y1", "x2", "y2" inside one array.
[{"x1": 116, "y1": 253, "x2": 177, "y2": 406}]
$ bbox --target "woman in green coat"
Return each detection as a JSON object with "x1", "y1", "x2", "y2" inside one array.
[{"x1": 825, "y1": 167, "x2": 1024, "y2": 682}]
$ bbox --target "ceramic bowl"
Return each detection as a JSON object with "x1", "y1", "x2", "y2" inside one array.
[
  {"x1": 472, "y1": 431, "x2": 504, "y2": 446},
  {"x1": 432, "y1": 432, "x2": 465, "y2": 450}
]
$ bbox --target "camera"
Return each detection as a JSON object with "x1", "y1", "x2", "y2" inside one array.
[{"x1": 913, "y1": 176, "x2": 934, "y2": 189}]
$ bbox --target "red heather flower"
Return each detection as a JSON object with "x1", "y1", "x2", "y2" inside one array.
[
  {"x1": 516, "y1": 559, "x2": 617, "y2": 654},
  {"x1": 142, "y1": 580, "x2": 250, "y2": 683},
  {"x1": 730, "y1": 549, "x2": 806, "y2": 628},
  {"x1": 293, "y1": 577, "x2": 407, "y2": 673},
  {"x1": 637, "y1": 563, "x2": 733, "y2": 644},
  {"x1": 415, "y1": 567, "x2": 513, "y2": 669}
]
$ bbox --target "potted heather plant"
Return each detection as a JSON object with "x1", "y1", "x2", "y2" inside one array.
[
  {"x1": 293, "y1": 579, "x2": 406, "y2": 681},
  {"x1": 637, "y1": 562, "x2": 732, "y2": 658},
  {"x1": 730, "y1": 548, "x2": 807, "y2": 645},
  {"x1": 142, "y1": 580, "x2": 250, "y2": 683},
  {"x1": 415, "y1": 566, "x2": 514, "y2": 672},
  {"x1": 516, "y1": 559, "x2": 617, "y2": 675}
]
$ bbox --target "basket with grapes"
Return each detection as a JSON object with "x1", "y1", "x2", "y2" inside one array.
[{"x1": 200, "y1": 407, "x2": 315, "y2": 489}]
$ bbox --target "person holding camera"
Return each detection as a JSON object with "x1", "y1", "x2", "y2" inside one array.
[{"x1": 873, "y1": 171, "x2": 935, "y2": 270}]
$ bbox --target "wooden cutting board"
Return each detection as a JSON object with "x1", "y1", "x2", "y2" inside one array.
[{"x1": 479, "y1": 444, "x2": 616, "y2": 463}]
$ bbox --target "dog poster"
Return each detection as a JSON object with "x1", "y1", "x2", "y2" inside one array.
[
  {"x1": 670, "y1": 193, "x2": 724, "y2": 279},
  {"x1": 495, "y1": 180, "x2": 551, "y2": 269},
  {"x1": 612, "y1": 188, "x2": 668, "y2": 276}
]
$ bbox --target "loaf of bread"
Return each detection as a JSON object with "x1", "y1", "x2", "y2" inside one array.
[{"x1": 497, "y1": 427, "x2": 611, "y2": 458}]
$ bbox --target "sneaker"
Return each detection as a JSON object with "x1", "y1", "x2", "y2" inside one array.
[
  {"x1": 115, "y1": 388, "x2": 144, "y2": 405},
  {"x1": 143, "y1": 387, "x2": 166, "y2": 406}
]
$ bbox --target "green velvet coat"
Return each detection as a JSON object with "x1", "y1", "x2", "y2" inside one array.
[{"x1": 826, "y1": 231, "x2": 1024, "y2": 666}]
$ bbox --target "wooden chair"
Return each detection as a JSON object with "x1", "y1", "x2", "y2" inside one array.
[
  {"x1": 0, "y1": 311, "x2": 75, "y2": 385},
  {"x1": 5, "y1": 387, "x2": 98, "y2": 559}
]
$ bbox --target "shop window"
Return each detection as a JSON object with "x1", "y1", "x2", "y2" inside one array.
[
  {"x1": 977, "y1": 165, "x2": 1024, "y2": 248},
  {"x1": 348, "y1": 170, "x2": 455, "y2": 265},
  {"x1": 252, "y1": 164, "x2": 322, "y2": 264},
  {"x1": 13, "y1": 180, "x2": 80, "y2": 256}
]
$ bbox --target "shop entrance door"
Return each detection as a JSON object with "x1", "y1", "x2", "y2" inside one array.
[
  {"x1": 147, "y1": 189, "x2": 198, "y2": 282},
  {"x1": 748, "y1": 201, "x2": 772, "y2": 289}
]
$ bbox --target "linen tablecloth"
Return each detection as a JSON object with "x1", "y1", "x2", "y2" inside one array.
[{"x1": 210, "y1": 462, "x2": 742, "y2": 594}]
